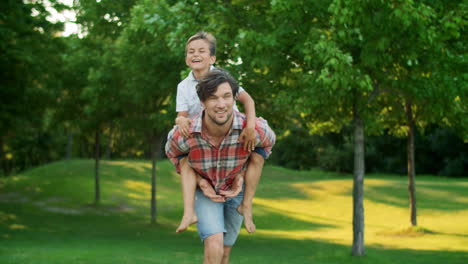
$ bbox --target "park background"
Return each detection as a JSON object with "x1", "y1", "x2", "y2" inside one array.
[{"x1": 1, "y1": 0, "x2": 467, "y2": 263}]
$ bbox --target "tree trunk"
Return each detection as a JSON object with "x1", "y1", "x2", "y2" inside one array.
[
  {"x1": 66, "y1": 132, "x2": 73, "y2": 160},
  {"x1": 0, "y1": 136, "x2": 7, "y2": 176},
  {"x1": 406, "y1": 101, "x2": 417, "y2": 226},
  {"x1": 105, "y1": 123, "x2": 113, "y2": 160},
  {"x1": 94, "y1": 130, "x2": 101, "y2": 205},
  {"x1": 150, "y1": 132, "x2": 163, "y2": 224},
  {"x1": 352, "y1": 110, "x2": 365, "y2": 256}
]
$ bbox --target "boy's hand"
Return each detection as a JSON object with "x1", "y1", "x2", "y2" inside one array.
[
  {"x1": 239, "y1": 126, "x2": 256, "y2": 152},
  {"x1": 176, "y1": 116, "x2": 192, "y2": 138},
  {"x1": 219, "y1": 174, "x2": 244, "y2": 198}
]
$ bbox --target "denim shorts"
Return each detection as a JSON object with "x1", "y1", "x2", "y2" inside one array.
[
  {"x1": 253, "y1": 147, "x2": 267, "y2": 159},
  {"x1": 194, "y1": 187, "x2": 244, "y2": 247}
]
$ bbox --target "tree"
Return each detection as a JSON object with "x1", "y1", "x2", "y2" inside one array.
[
  {"x1": 338, "y1": 0, "x2": 467, "y2": 227},
  {"x1": 0, "y1": 0, "x2": 65, "y2": 175},
  {"x1": 73, "y1": 0, "x2": 139, "y2": 204},
  {"x1": 227, "y1": 0, "x2": 372, "y2": 255},
  {"x1": 113, "y1": 0, "x2": 182, "y2": 223}
]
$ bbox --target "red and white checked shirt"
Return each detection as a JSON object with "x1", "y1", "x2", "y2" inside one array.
[{"x1": 165, "y1": 111, "x2": 276, "y2": 192}]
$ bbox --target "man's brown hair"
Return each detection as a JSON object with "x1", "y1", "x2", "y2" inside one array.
[{"x1": 196, "y1": 69, "x2": 239, "y2": 102}]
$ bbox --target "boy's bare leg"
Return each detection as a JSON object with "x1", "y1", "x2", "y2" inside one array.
[
  {"x1": 237, "y1": 153, "x2": 264, "y2": 233},
  {"x1": 176, "y1": 157, "x2": 198, "y2": 233}
]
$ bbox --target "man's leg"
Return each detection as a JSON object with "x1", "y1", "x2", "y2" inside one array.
[
  {"x1": 221, "y1": 246, "x2": 233, "y2": 264},
  {"x1": 204, "y1": 233, "x2": 224, "y2": 264},
  {"x1": 222, "y1": 186, "x2": 245, "y2": 264},
  {"x1": 237, "y1": 152, "x2": 264, "y2": 233},
  {"x1": 176, "y1": 157, "x2": 198, "y2": 233}
]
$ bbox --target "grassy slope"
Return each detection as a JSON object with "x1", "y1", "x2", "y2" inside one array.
[{"x1": 0, "y1": 159, "x2": 467, "y2": 264}]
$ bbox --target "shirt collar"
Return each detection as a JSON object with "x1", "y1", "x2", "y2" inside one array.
[{"x1": 187, "y1": 65, "x2": 216, "y2": 82}]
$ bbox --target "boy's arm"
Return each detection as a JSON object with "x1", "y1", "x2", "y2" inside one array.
[
  {"x1": 165, "y1": 127, "x2": 190, "y2": 173},
  {"x1": 237, "y1": 91, "x2": 257, "y2": 151},
  {"x1": 175, "y1": 111, "x2": 191, "y2": 138}
]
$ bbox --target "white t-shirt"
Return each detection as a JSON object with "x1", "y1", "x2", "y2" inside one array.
[{"x1": 176, "y1": 67, "x2": 244, "y2": 119}]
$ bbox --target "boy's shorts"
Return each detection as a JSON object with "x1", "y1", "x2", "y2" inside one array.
[
  {"x1": 253, "y1": 147, "x2": 267, "y2": 159},
  {"x1": 194, "y1": 187, "x2": 244, "y2": 247}
]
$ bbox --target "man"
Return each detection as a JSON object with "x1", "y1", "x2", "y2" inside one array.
[{"x1": 165, "y1": 69, "x2": 275, "y2": 264}]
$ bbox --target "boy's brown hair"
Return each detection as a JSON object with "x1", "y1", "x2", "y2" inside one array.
[{"x1": 186, "y1": 31, "x2": 217, "y2": 56}]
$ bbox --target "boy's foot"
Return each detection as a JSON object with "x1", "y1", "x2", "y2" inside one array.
[
  {"x1": 237, "y1": 203, "x2": 256, "y2": 233},
  {"x1": 176, "y1": 214, "x2": 198, "y2": 233}
]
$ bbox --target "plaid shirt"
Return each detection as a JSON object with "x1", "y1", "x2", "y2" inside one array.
[{"x1": 165, "y1": 111, "x2": 275, "y2": 192}]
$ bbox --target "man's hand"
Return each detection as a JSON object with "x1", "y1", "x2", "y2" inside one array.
[
  {"x1": 176, "y1": 116, "x2": 191, "y2": 138},
  {"x1": 198, "y1": 178, "x2": 225, "y2": 203},
  {"x1": 239, "y1": 126, "x2": 256, "y2": 152},
  {"x1": 219, "y1": 174, "x2": 244, "y2": 198}
]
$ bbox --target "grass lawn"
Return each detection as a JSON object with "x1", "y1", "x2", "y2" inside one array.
[{"x1": 1, "y1": 159, "x2": 467, "y2": 263}]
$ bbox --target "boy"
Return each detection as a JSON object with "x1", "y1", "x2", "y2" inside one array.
[{"x1": 174, "y1": 32, "x2": 265, "y2": 234}]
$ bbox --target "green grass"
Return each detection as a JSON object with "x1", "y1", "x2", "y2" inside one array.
[{"x1": 1, "y1": 159, "x2": 467, "y2": 263}]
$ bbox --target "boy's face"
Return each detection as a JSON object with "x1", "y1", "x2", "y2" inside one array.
[
  {"x1": 186, "y1": 39, "x2": 216, "y2": 73},
  {"x1": 201, "y1": 82, "x2": 235, "y2": 127}
]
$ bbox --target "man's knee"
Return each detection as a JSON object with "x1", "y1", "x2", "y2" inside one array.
[{"x1": 204, "y1": 233, "x2": 224, "y2": 255}]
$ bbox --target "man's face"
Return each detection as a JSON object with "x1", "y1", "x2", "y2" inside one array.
[
  {"x1": 185, "y1": 39, "x2": 216, "y2": 73},
  {"x1": 202, "y1": 82, "x2": 235, "y2": 126}
]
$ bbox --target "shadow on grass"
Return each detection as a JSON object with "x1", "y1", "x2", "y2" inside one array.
[
  {"x1": 237, "y1": 235, "x2": 468, "y2": 264},
  {"x1": 262, "y1": 166, "x2": 468, "y2": 212},
  {"x1": 365, "y1": 180, "x2": 468, "y2": 211},
  {"x1": 1, "y1": 203, "x2": 467, "y2": 264},
  {"x1": 2, "y1": 160, "x2": 467, "y2": 264},
  {"x1": 253, "y1": 205, "x2": 337, "y2": 231}
]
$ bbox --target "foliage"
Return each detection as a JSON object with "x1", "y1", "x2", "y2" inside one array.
[
  {"x1": 0, "y1": 0, "x2": 65, "y2": 175},
  {"x1": 0, "y1": 0, "x2": 466, "y2": 178}
]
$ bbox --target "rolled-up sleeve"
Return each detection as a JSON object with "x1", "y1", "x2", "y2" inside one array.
[
  {"x1": 255, "y1": 118, "x2": 276, "y2": 159},
  {"x1": 165, "y1": 127, "x2": 190, "y2": 173}
]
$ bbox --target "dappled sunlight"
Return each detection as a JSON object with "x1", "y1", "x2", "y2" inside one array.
[
  {"x1": 418, "y1": 180, "x2": 468, "y2": 188},
  {"x1": 124, "y1": 180, "x2": 151, "y2": 193},
  {"x1": 254, "y1": 228, "x2": 351, "y2": 243},
  {"x1": 251, "y1": 179, "x2": 468, "y2": 251},
  {"x1": 9, "y1": 224, "x2": 27, "y2": 230},
  {"x1": 291, "y1": 180, "x2": 353, "y2": 198},
  {"x1": 418, "y1": 186, "x2": 465, "y2": 199},
  {"x1": 2, "y1": 160, "x2": 467, "y2": 259},
  {"x1": 100, "y1": 176, "x2": 183, "y2": 215},
  {"x1": 105, "y1": 161, "x2": 154, "y2": 174},
  {"x1": 0, "y1": 212, "x2": 28, "y2": 231},
  {"x1": 0, "y1": 212, "x2": 18, "y2": 223}
]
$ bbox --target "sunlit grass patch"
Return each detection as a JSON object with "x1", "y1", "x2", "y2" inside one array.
[{"x1": 1, "y1": 159, "x2": 467, "y2": 264}]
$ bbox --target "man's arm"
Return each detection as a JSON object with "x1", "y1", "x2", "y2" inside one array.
[{"x1": 195, "y1": 173, "x2": 226, "y2": 202}]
